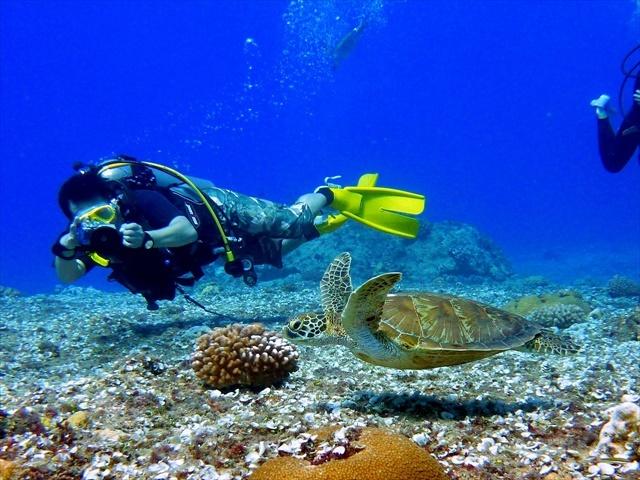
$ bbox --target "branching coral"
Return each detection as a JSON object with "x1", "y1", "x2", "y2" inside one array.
[
  {"x1": 592, "y1": 395, "x2": 640, "y2": 461},
  {"x1": 249, "y1": 427, "x2": 450, "y2": 480},
  {"x1": 192, "y1": 323, "x2": 299, "y2": 389},
  {"x1": 527, "y1": 304, "x2": 586, "y2": 329}
]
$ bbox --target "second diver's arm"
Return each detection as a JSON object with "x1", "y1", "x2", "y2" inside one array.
[
  {"x1": 595, "y1": 89, "x2": 640, "y2": 173},
  {"x1": 598, "y1": 114, "x2": 640, "y2": 173}
]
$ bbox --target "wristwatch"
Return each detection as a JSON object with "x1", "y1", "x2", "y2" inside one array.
[{"x1": 142, "y1": 232, "x2": 155, "y2": 249}]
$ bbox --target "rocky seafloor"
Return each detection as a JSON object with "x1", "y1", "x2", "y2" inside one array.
[
  {"x1": 1, "y1": 270, "x2": 639, "y2": 480},
  {"x1": 1, "y1": 224, "x2": 639, "y2": 479}
]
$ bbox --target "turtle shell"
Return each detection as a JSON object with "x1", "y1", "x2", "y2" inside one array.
[{"x1": 379, "y1": 293, "x2": 541, "y2": 352}]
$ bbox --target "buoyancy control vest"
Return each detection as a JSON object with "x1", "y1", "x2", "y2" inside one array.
[{"x1": 87, "y1": 156, "x2": 257, "y2": 309}]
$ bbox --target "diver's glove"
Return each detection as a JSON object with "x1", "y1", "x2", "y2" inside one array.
[{"x1": 591, "y1": 94, "x2": 611, "y2": 119}]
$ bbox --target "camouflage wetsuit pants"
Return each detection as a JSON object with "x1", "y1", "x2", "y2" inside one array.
[{"x1": 203, "y1": 187, "x2": 319, "y2": 268}]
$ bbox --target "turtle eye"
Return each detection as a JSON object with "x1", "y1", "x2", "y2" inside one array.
[{"x1": 290, "y1": 320, "x2": 302, "y2": 331}]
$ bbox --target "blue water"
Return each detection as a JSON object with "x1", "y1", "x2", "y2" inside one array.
[{"x1": 1, "y1": 0, "x2": 638, "y2": 293}]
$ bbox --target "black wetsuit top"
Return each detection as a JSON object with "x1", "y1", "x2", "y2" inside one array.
[
  {"x1": 598, "y1": 76, "x2": 640, "y2": 173},
  {"x1": 82, "y1": 189, "x2": 198, "y2": 272},
  {"x1": 82, "y1": 190, "x2": 217, "y2": 307}
]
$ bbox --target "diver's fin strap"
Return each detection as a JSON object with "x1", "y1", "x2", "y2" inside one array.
[{"x1": 314, "y1": 172, "x2": 380, "y2": 236}]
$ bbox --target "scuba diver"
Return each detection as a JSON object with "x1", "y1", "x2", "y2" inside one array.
[
  {"x1": 591, "y1": 44, "x2": 640, "y2": 173},
  {"x1": 332, "y1": 18, "x2": 367, "y2": 71},
  {"x1": 52, "y1": 156, "x2": 425, "y2": 310}
]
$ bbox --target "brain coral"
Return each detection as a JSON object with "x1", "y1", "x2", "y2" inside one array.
[
  {"x1": 528, "y1": 304, "x2": 586, "y2": 329},
  {"x1": 192, "y1": 323, "x2": 299, "y2": 389},
  {"x1": 249, "y1": 427, "x2": 450, "y2": 480},
  {"x1": 503, "y1": 291, "x2": 591, "y2": 317}
]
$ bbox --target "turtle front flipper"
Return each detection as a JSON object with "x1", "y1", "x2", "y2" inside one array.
[
  {"x1": 521, "y1": 329, "x2": 581, "y2": 355},
  {"x1": 320, "y1": 253, "x2": 353, "y2": 336},
  {"x1": 342, "y1": 272, "x2": 403, "y2": 364}
]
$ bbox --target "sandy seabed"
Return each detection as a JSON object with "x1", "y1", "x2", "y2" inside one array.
[{"x1": 0, "y1": 278, "x2": 638, "y2": 479}]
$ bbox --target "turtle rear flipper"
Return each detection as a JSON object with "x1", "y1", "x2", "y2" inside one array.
[{"x1": 521, "y1": 330, "x2": 581, "y2": 355}]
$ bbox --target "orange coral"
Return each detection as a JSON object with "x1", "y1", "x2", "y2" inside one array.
[
  {"x1": 0, "y1": 459, "x2": 16, "y2": 480},
  {"x1": 192, "y1": 323, "x2": 298, "y2": 389},
  {"x1": 249, "y1": 427, "x2": 450, "y2": 480}
]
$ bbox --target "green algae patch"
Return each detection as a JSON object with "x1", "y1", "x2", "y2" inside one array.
[{"x1": 503, "y1": 291, "x2": 592, "y2": 317}]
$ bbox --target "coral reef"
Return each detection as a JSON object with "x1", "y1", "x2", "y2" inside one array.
[
  {"x1": 0, "y1": 410, "x2": 7, "y2": 439},
  {"x1": 422, "y1": 222, "x2": 512, "y2": 281},
  {"x1": 3, "y1": 270, "x2": 640, "y2": 479},
  {"x1": 249, "y1": 426, "x2": 449, "y2": 480},
  {"x1": 0, "y1": 460, "x2": 16, "y2": 480},
  {"x1": 278, "y1": 221, "x2": 512, "y2": 284},
  {"x1": 607, "y1": 275, "x2": 640, "y2": 298},
  {"x1": 5, "y1": 407, "x2": 45, "y2": 436},
  {"x1": 527, "y1": 304, "x2": 587, "y2": 329},
  {"x1": 64, "y1": 411, "x2": 89, "y2": 428},
  {"x1": 503, "y1": 291, "x2": 592, "y2": 317},
  {"x1": 591, "y1": 395, "x2": 640, "y2": 461},
  {"x1": 0, "y1": 286, "x2": 20, "y2": 298},
  {"x1": 192, "y1": 323, "x2": 299, "y2": 389},
  {"x1": 521, "y1": 275, "x2": 550, "y2": 287},
  {"x1": 604, "y1": 307, "x2": 640, "y2": 342}
]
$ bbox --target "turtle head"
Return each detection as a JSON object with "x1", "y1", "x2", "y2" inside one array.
[{"x1": 283, "y1": 312, "x2": 337, "y2": 346}]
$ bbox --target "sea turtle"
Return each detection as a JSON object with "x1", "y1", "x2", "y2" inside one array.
[{"x1": 283, "y1": 253, "x2": 580, "y2": 369}]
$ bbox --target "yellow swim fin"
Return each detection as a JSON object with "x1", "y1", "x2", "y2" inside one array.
[{"x1": 324, "y1": 173, "x2": 426, "y2": 239}]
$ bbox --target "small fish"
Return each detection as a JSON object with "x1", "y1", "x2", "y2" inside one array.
[{"x1": 331, "y1": 18, "x2": 367, "y2": 71}]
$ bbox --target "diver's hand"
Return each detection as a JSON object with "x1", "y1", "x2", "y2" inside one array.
[
  {"x1": 120, "y1": 223, "x2": 145, "y2": 248},
  {"x1": 60, "y1": 218, "x2": 80, "y2": 250},
  {"x1": 590, "y1": 94, "x2": 610, "y2": 119}
]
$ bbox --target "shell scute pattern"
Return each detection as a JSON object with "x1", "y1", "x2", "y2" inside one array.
[{"x1": 379, "y1": 293, "x2": 541, "y2": 352}]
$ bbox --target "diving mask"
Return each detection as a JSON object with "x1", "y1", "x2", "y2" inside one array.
[
  {"x1": 76, "y1": 203, "x2": 118, "y2": 225},
  {"x1": 75, "y1": 202, "x2": 121, "y2": 251}
]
